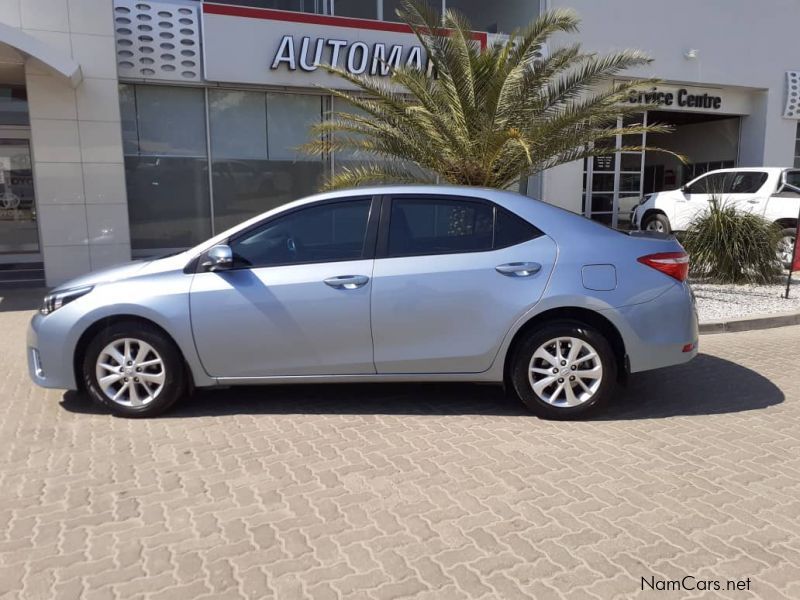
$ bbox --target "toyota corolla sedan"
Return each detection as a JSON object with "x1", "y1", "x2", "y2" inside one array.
[{"x1": 27, "y1": 186, "x2": 698, "y2": 419}]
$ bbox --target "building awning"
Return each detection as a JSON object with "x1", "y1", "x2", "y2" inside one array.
[{"x1": 0, "y1": 22, "x2": 82, "y2": 87}]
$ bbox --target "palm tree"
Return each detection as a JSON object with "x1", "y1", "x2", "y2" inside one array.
[{"x1": 303, "y1": 0, "x2": 678, "y2": 191}]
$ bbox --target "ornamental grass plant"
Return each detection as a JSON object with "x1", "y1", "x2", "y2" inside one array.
[{"x1": 682, "y1": 197, "x2": 783, "y2": 284}]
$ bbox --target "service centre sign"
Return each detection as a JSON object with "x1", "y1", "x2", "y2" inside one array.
[
  {"x1": 202, "y1": 3, "x2": 488, "y2": 88},
  {"x1": 612, "y1": 81, "x2": 754, "y2": 115}
]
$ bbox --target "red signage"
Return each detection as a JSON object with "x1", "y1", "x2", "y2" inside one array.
[{"x1": 793, "y1": 221, "x2": 800, "y2": 273}]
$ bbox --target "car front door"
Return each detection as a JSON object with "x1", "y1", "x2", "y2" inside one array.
[
  {"x1": 674, "y1": 172, "x2": 724, "y2": 229},
  {"x1": 370, "y1": 194, "x2": 557, "y2": 374},
  {"x1": 189, "y1": 197, "x2": 378, "y2": 378}
]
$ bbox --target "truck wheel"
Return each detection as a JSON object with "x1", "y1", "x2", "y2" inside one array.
[
  {"x1": 778, "y1": 227, "x2": 796, "y2": 269},
  {"x1": 643, "y1": 213, "x2": 671, "y2": 234}
]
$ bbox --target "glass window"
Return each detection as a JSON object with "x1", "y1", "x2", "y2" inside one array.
[
  {"x1": 210, "y1": 91, "x2": 325, "y2": 232},
  {"x1": 785, "y1": 170, "x2": 800, "y2": 188},
  {"x1": 122, "y1": 84, "x2": 211, "y2": 252},
  {"x1": 134, "y1": 85, "x2": 206, "y2": 156},
  {"x1": 208, "y1": 1, "x2": 331, "y2": 13},
  {"x1": 726, "y1": 171, "x2": 768, "y2": 194},
  {"x1": 0, "y1": 86, "x2": 29, "y2": 126},
  {"x1": 230, "y1": 199, "x2": 371, "y2": 267},
  {"x1": 125, "y1": 156, "x2": 211, "y2": 250},
  {"x1": 685, "y1": 173, "x2": 726, "y2": 194},
  {"x1": 388, "y1": 197, "x2": 493, "y2": 257},
  {"x1": 494, "y1": 208, "x2": 540, "y2": 248},
  {"x1": 209, "y1": 90, "x2": 267, "y2": 160},
  {"x1": 334, "y1": 0, "x2": 378, "y2": 19}
]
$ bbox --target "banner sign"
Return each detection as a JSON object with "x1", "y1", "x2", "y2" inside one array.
[{"x1": 202, "y1": 3, "x2": 489, "y2": 89}]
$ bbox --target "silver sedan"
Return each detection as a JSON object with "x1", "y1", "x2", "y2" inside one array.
[{"x1": 27, "y1": 186, "x2": 698, "y2": 419}]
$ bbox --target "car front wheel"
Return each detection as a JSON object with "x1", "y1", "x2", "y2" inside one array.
[
  {"x1": 642, "y1": 213, "x2": 671, "y2": 234},
  {"x1": 82, "y1": 321, "x2": 185, "y2": 418},
  {"x1": 510, "y1": 321, "x2": 617, "y2": 419}
]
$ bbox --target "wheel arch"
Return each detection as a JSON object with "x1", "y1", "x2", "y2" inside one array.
[
  {"x1": 774, "y1": 218, "x2": 798, "y2": 230},
  {"x1": 641, "y1": 208, "x2": 669, "y2": 226},
  {"x1": 503, "y1": 306, "x2": 627, "y2": 385},
  {"x1": 73, "y1": 314, "x2": 195, "y2": 393}
]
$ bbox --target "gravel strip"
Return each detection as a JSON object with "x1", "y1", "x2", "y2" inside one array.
[{"x1": 691, "y1": 278, "x2": 800, "y2": 323}]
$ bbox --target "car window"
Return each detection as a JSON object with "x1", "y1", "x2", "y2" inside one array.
[
  {"x1": 783, "y1": 171, "x2": 800, "y2": 193},
  {"x1": 685, "y1": 173, "x2": 725, "y2": 194},
  {"x1": 388, "y1": 197, "x2": 494, "y2": 257},
  {"x1": 726, "y1": 171, "x2": 768, "y2": 194},
  {"x1": 494, "y1": 207, "x2": 542, "y2": 248},
  {"x1": 231, "y1": 199, "x2": 371, "y2": 267}
]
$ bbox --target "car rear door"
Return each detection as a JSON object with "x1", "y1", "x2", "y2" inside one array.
[
  {"x1": 724, "y1": 170, "x2": 771, "y2": 216},
  {"x1": 189, "y1": 197, "x2": 378, "y2": 378},
  {"x1": 370, "y1": 194, "x2": 557, "y2": 374}
]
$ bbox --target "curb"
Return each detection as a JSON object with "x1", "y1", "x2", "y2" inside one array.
[{"x1": 699, "y1": 310, "x2": 800, "y2": 334}]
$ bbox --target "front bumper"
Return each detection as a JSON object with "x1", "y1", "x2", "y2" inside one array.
[
  {"x1": 630, "y1": 204, "x2": 642, "y2": 229},
  {"x1": 27, "y1": 312, "x2": 78, "y2": 390}
]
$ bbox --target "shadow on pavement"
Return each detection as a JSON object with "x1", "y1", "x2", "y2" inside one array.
[
  {"x1": 61, "y1": 353, "x2": 783, "y2": 420},
  {"x1": 0, "y1": 288, "x2": 47, "y2": 312}
]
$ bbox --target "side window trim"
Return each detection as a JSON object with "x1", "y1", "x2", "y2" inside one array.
[
  {"x1": 376, "y1": 194, "x2": 541, "y2": 260},
  {"x1": 216, "y1": 196, "x2": 381, "y2": 271}
]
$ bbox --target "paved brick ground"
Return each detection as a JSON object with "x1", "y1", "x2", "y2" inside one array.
[{"x1": 1, "y1": 302, "x2": 799, "y2": 599}]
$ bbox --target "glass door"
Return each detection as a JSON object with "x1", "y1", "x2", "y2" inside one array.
[
  {"x1": 583, "y1": 112, "x2": 647, "y2": 229},
  {"x1": 0, "y1": 138, "x2": 39, "y2": 257}
]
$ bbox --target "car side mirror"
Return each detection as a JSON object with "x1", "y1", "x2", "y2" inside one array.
[{"x1": 202, "y1": 244, "x2": 233, "y2": 272}]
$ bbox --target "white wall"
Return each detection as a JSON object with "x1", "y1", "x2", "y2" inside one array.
[
  {"x1": 1, "y1": 0, "x2": 130, "y2": 286},
  {"x1": 543, "y1": 0, "x2": 799, "y2": 212}
]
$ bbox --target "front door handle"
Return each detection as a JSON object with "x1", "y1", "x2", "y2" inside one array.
[
  {"x1": 496, "y1": 262, "x2": 542, "y2": 277},
  {"x1": 746, "y1": 199, "x2": 759, "y2": 204},
  {"x1": 324, "y1": 275, "x2": 370, "y2": 289}
]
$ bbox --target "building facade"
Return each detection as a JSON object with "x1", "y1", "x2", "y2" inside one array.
[{"x1": 0, "y1": 0, "x2": 797, "y2": 286}]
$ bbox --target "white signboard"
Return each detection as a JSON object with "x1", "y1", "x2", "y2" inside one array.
[
  {"x1": 202, "y1": 3, "x2": 488, "y2": 89},
  {"x1": 615, "y1": 82, "x2": 753, "y2": 115}
]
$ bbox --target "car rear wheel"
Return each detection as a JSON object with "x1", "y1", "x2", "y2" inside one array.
[
  {"x1": 510, "y1": 321, "x2": 617, "y2": 419},
  {"x1": 643, "y1": 213, "x2": 671, "y2": 234},
  {"x1": 82, "y1": 321, "x2": 185, "y2": 418},
  {"x1": 778, "y1": 227, "x2": 796, "y2": 269}
]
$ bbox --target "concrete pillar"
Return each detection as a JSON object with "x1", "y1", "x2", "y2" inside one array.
[{"x1": 6, "y1": 0, "x2": 129, "y2": 287}]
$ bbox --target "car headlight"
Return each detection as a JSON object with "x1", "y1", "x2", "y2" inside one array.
[{"x1": 40, "y1": 286, "x2": 93, "y2": 315}]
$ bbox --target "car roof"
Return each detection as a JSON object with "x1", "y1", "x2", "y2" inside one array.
[{"x1": 697, "y1": 167, "x2": 785, "y2": 175}]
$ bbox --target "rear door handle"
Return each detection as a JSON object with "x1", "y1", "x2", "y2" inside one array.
[
  {"x1": 746, "y1": 199, "x2": 759, "y2": 204},
  {"x1": 324, "y1": 275, "x2": 369, "y2": 289},
  {"x1": 495, "y1": 262, "x2": 542, "y2": 277}
]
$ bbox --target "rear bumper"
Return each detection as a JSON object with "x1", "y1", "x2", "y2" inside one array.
[{"x1": 610, "y1": 281, "x2": 699, "y2": 373}]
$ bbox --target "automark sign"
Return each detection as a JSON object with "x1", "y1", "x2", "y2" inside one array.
[{"x1": 202, "y1": 3, "x2": 488, "y2": 88}]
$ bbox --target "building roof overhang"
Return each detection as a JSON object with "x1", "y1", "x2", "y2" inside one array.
[{"x1": 0, "y1": 22, "x2": 82, "y2": 87}]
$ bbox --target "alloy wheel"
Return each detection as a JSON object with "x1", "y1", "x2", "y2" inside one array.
[
  {"x1": 95, "y1": 338, "x2": 166, "y2": 407},
  {"x1": 645, "y1": 220, "x2": 665, "y2": 233},
  {"x1": 528, "y1": 337, "x2": 603, "y2": 407},
  {"x1": 778, "y1": 233, "x2": 796, "y2": 267}
]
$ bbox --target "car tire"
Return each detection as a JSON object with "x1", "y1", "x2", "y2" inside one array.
[
  {"x1": 82, "y1": 321, "x2": 186, "y2": 418},
  {"x1": 642, "y1": 213, "x2": 671, "y2": 234},
  {"x1": 510, "y1": 320, "x2": 617, "y2": 420},
  {"x1": 778, "y1": 227, "x2": 796, "y2": 269}
]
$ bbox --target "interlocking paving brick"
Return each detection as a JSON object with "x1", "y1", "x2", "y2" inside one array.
[{"x1": 1, "y1": 305, "x2": 800, "y2": 599}]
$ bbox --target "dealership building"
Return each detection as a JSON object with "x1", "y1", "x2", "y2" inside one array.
[{"x1": 0, "y1": 0, "x2": 799, "y2": 286}]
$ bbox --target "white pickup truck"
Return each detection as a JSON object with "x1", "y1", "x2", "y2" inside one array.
[{"x1": 631, "y1": 167, "x2": 799, "y2": 267}]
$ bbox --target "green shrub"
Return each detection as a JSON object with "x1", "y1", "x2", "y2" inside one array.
[{"x1": 682, "y1": 198, "x2": 782, "y2": 284}]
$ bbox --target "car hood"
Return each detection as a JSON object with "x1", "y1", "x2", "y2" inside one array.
[
  {"x1": 51, "y1": 260, "x2": 152, "y2": 292},
  {"x1": 49, "y1": 251, "x2": 193, "y2": 293}
]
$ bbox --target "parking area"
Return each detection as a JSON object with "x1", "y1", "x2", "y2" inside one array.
[{"x1": 1, "y1": 303, "x2": 799, "y2": 599}]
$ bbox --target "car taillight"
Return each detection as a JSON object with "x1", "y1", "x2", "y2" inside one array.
[{"x1": 637, "y1": 252, "x2": 689, "y2": 282}]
